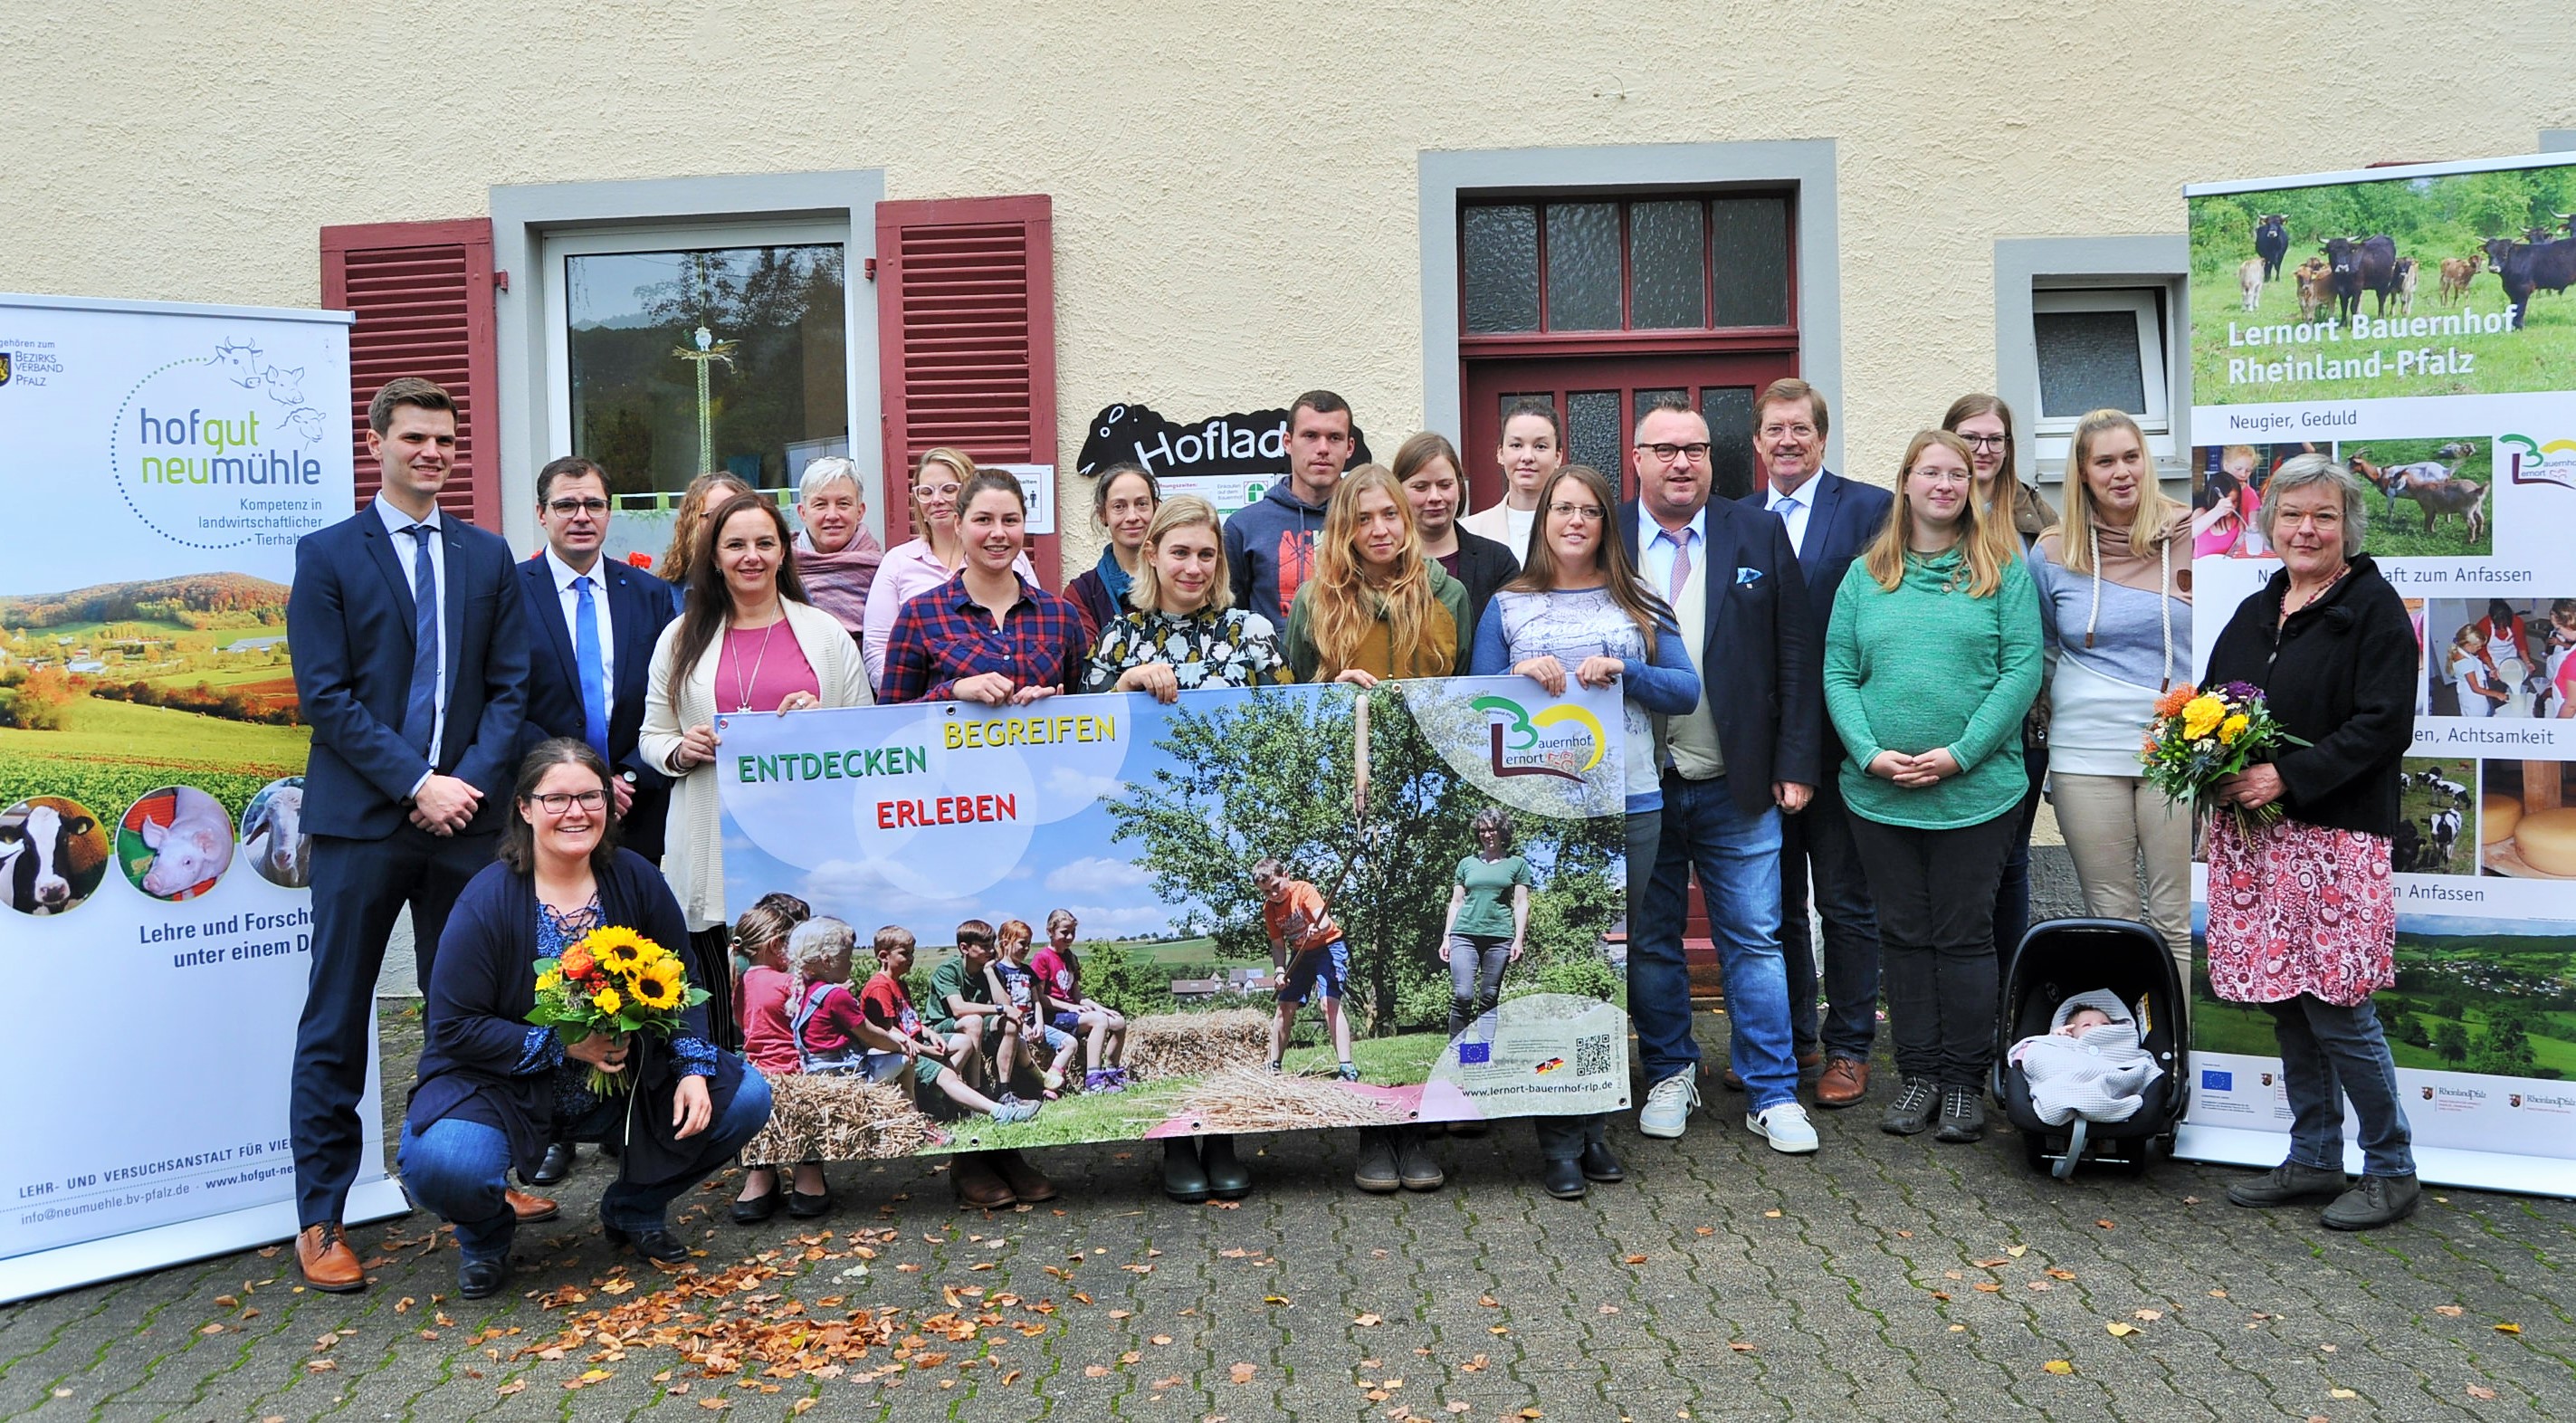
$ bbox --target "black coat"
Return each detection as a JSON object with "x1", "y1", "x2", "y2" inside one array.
[
  {"x1": 2203, "y1": 556, "x2": 2416, "y2": 837},
  {"x1": 1445, "y1": 527, "x2": 1522, "y2": 643},
  {"x1": 407, "y1": 849, "x2": 751, "y2": 1187}
]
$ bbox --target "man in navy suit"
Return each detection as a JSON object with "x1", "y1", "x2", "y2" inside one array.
[
  {"x1": 286, "y1": 377, "x2": 531, "y2": 1292},
  {"x1": 512, "y1": 454, "x2": 677, "y2": 1185},
  {"x1": 1741, "y1": 378, "x2": 1890, "y2": 1111},
  {"x1": 1617, "y1": 397, "x2": 1823, "y2": 1154}
]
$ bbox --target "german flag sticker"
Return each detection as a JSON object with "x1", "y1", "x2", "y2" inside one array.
[{"x1": 1533, "y1": 1057, "x2": 1565, "y2": 1074}]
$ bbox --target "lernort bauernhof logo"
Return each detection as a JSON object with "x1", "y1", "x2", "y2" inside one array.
[
  {"x1": 1474, "y1": 694, "x2": 1607, "y2": 784},
  {"x1": 2503, "y1": 433, "x2": 2576, "y2": 490}
]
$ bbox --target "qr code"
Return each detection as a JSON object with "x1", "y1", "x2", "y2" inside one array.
[{"x1": 1575, "y1": 1033, "x2": 1615, "y2": 1077}]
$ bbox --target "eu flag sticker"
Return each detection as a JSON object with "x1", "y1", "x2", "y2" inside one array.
[
  {"x1": 1458, "y1": 1042, "x2": 1491, "y2": 1065},
  {"x1": 2201, "y1": 1068, "x2": 2234, "y2": 1091}
]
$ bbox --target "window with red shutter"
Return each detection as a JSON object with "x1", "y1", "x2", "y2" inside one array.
[
  {"x1": 875, "y1": 196, "x2": 1059, "y2": 587},
  {"x1": 320, "y1": 220, "x2": 501, "y2": 530}
]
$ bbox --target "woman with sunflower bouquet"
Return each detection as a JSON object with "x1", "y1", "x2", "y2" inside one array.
[{"x1": 400, "y1": 739, "x2": 772, "y2": 1299}]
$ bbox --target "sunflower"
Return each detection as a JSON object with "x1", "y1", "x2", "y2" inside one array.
[
  {"x1": 631, "y1": 960, "x2": 685, "y2": 1012},
  {"x1": 585, "y1": 925, "x2": 654, "y2": 975}
]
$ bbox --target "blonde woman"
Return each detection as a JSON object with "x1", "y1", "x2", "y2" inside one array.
[
  {"x1": 1283, "y1": 464, "x2": 1469, "y2": 686},
  {"x1": 1822, "y1": 430, "x2": 2042, "y2": 1145},
  {"x1": 860, "y1": 447, "x2": 1035, "y2": 690},
  {"x1": 2023, "y1": 409, "x2": 2194, "y2": 974},
  {"x1": 1081, "y1": 495, "x2": 1291, "y2": 700},
  {"x1": 642, "y1": 493, "x2": 872, "y2": 1043}
]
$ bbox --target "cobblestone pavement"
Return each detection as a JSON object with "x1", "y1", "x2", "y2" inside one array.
[{"x1": 5, "y1": 998, "x2": 2570, "y2": 1423}]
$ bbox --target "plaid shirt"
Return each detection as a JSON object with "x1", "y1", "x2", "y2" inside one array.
[{"x1": 879, "y1": 572, "x2": 1091, "y2": 704}]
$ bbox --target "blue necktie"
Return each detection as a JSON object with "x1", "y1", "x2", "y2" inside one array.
[
  {"x1": 400, "y1": 522, "x2": 441, "y2": 759},
  {"x1": 573, "y1": 574, "x2": 610, "y2": 759}
]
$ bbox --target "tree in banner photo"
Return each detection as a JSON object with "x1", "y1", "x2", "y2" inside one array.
[{"x1": 712, "y1": 678, "x2": 1627, "y2": 1163}]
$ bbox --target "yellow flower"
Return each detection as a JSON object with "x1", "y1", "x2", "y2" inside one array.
[
  {"x1": 583, "y1": 925, "x2": 654, "y2": 974},
  {"x1": 536, "y1": 969, "x2": 563, "y2": 992},
  {"x1": 2180, "y1": 694, "x2": 2226, "y2": 740},
  {"x1": 593, "y1": 986, "x2": 623, "y2": 1016},
  {"x1": 632, "y1": 961, "x2": 684, "y2": 1012},
  {"x1": 2218, "y1": 712, "x2": 2249, "y2": 745}
]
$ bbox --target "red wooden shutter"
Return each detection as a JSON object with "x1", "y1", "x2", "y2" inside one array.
[
  {"x1": 875, "y1": 196, "x2": 1060, "y2": 587},
  {"x1": 320, "y1": 219, "x2": 502, "y2": 530}
]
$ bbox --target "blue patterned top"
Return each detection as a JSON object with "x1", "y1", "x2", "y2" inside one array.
[{"x1": 517, "y1": 895, "x2": 715, "y2": 1121}]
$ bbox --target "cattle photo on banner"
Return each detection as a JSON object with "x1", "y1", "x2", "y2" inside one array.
[
  {"x1": 717, "y1": 678, "x2": 1627, "y2": 1162},
  {"x1": 0, "y1": 293, "x2": 386, "y2": 1303},
  {"x1": 2180, "y1": 153, "x2": 2576, "y2": 1196}
]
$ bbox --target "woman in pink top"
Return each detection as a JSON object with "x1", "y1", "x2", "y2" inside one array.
[{"x1": 642, "y1": 494, "x2": 873, "y2": 1049}]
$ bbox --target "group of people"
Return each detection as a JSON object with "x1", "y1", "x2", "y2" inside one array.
[
  {"x1": 281, "y1": 369, "x2": 2431, "y2": 1301},
  {"x1": 2439, "y1": 597, "x2": 2576, "y2": 719}
]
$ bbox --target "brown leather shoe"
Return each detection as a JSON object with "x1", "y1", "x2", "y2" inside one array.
[
  {"x1": 506, "y1": 1188, "x2": 560, "y2": 1223},
  {"x1": 295, "y1": 1223, "x2": 366, "y2": 1294},
  {"x1": 991, "y1": 1150, "x2": 1058, "y2": 1203},
  {"x1": 1816, "y1": 1056, "x2": 1871, "y2": 1108},
  {"x1": 951, "y1": 1151, "x2": 1017, "y2": 1210}
]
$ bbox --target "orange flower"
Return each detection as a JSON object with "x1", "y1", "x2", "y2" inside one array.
[
  {"x1": 560, "y1": 947, "x2": 596, "y2": 979},
  {"x1": 2152, "y1": 684, "x2": 2197, "y2": 720}
]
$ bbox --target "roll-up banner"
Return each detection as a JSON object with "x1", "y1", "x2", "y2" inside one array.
[
  {"x1": 0, "y1": 293, "x2": 401, "y2": 1303},
  {"x1": 2180, "y1": 154, "x2": 2576, "y2": 1194},
  {"x1": 717, "y1": 678, "x2": 1630, "y2": 1161}
]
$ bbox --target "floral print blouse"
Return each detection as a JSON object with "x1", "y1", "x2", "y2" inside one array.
[{"x1": 1080, "y1": 606, "x2": 1293, "y2": 693}]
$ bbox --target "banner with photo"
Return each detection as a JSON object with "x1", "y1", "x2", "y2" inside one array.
[
  {"x1": 2181, "y1": 154, "x2": 2576, "y2": 1195},
  {"x1": 0, "y1": 292, "x2": 395, "y2": 1303},
  {"x1": 716, "y1": 677, "x2": 1628, "y2": 1161}
]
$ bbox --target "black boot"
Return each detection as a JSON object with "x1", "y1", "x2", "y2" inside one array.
[
  {"x1": 1200, "y1": 1133, "x2": 1252, "y2": 1199},
  {"x1": 1161, "y1": 1137, "x2": 1211, "y2": 1204}
]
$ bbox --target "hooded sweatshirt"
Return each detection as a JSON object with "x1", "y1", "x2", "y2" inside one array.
[
  {"x1": 1224, "y1": 479, "x2": 1332, "y2": 625},
  {"x1": 2026, "y1": 512, "x2": 2193, "y2": 778}
]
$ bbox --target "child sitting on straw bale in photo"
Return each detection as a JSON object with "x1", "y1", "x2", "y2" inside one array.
[
  {"x1": 730, "y1": 898, "x2": 821, "y2": 1222},
  {"x1": 928, "y1": 920, "x2": 1021, "y2": 1103},
  {"x1": 805, "y1": 922, "x2": 1041, "y2": 1126},
  {"x1": 991, "y1": 919, "x2": 1079, "y2": 1100},
  {"x1": 1033, "y1": 908, "x2": 1131, "y2": 1092}
]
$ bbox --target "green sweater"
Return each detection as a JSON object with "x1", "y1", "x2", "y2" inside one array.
[{"x1": 1822, "y1": 548, "x2": 2043, "y2": 830}]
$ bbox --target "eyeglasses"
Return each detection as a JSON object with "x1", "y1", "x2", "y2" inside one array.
[
  {"x1": 1547, "y1": 501, "x2": 1608, "y2": 521},
  {"x1": 1959, "y1": 435, "x2": 2008, "y2": 451},
  {"x1": 547, "y1": 498, "x2": 610, "y2": 516},
  {"x1": 1635, "y1": 442, "x2": 1712, "y2": 463},
  {"x1": 916, "y1": 482, "x2": 963, "y2": 501},
  {"x1": 2275, "y1": 511, "x2": 2343, "y2": 529},
  {"x1": 531, "y1": 790, "x2": 607, "y2": 814}
]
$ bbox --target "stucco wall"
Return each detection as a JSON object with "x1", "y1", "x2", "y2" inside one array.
[{"x1": 7, "y1": 1, "x2": 2570, "y2": 566}]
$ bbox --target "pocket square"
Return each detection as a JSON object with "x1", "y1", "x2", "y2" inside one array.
[{"x1": 1735, "y1": 567, "x2": 1763, "y2": 586}]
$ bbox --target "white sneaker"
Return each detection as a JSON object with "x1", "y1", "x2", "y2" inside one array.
[
  {"x1": 1638, "y1": 1072, "x2": 1700, "y2": 1139},
  {"x1": 1747, "y1": 1102, "x2": 1819, "y2": 1154}
]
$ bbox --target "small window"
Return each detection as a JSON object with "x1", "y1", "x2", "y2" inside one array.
[
  {"x1": 1461, "y1": 196, "x2": 1791, "y2": 334},
  {"x1": 2030, "y1": 287, "x2": 2170, "y2": 431}
]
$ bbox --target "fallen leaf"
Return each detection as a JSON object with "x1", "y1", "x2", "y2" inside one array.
[
  {"x1": 2027, "y1": 1281, "x2": 2053, "y2": 1293},
  {"x1": 1598, "y1": 1304, "x2": 1619, "y2": 1315},
  {"x1": 2329, "y1": 1389, "x2": 2358, "y2": 1399},
  {"x1": 2046, "y1": 1268, "x2": 2077, "y2": 1281},
  {"x1": 1622, "y1": 1255, "x2": 1648, "y2": 1265},
  {"x1": 792, "y1": 1400, "x2": 817, "y2": 1415},
  {"x1": 1479, "y1": 1295, "x2": 1498, "y2": 1308},
  {"x1": 198, "y1": 1323, "x2": 225, "y2": 1335},
  {"x1": 1762, "y1": 1209, "x2": 1782, "y2": 1218},
  {"x1": 2435, "y1": 1305, "x2": 2466, "y2": 1317},
  {"x1": 2495, "y1": 1323, "x2": 2523, "y2": 1335},
  {"x1": 1230, "y1": 1362, "x2": 1257, "y2": 1384},
  {"x1": 2106, "y1": 1323, "x2": 2137, "y2": 1338},
  {"x1": 1973, "y1": 1283, "x2": 2002, "y2": 1294},
  {"x1": 2095, "y1": 1219, "x2": 2116, "y2": 1230},
  {"x1": 497, "y1": 1380, "x2": 527, "y2": 1397},
  {"x1": 1972, "y1": 1257, "x2": 2008, "y2": 1268},
  {"x1": 1153, "y1": 1376, "x2": 1182, "y2": 1388},
  {"x1": 1521, "y1": 1411, "x2": 1546, "y2": 1419},
  {"x1": 1085, "y1": 1366, "x2": 1111, "y2": 1378},
  {"x1": 1695, "y1": 1227, "x2": 1715, "y2": 1237},
  {"x1": 2006, "y1": 1245, "x2": 2027, "y2": 1257},
  {"x1": 2182, "y1": 1195, "x2": 2203, "y2": 1205},
  {"x1": 698, "y1": 1399, "x2": 730, "y2": 1412},
  {"x1": 1448, "y1": 1405, "x2": 1472, "y2": 1416},
  {"x1": 2209, "y1": 1290, "x2": 2228, "y2": 1298},
  {"x1": 2467, "y1": 1384, "x2": 2497, "y2": 1400},
  {"x1": 2042, "y1": 1360, "x2": 2074, "y2": 1375},
  {"x1": 2133, "y1": 1309, "x2": 2163, "y2": 1321},
  {"x1": 1109, "y1": 1309, "x2": 1132, "y2": 1320},
  {"x1": 1929, "y1": 1293, "x2": 1951, "y2": 1302},
  {"x1": 1490, "y1": 1325, "x2": 1510, "y2": 1335},
  {"x1": 1264, "y1": 1295, "x2": 1292, "y2": 1306},
  {"x1": 1896, "y1": 1230, "x2": 1914, "y2": 1238},
  {"x1": 1728, "y1": 1342, "x2": 1756, "y2": 1353},
  {"x1": 1355, "y1": 1313, "x2": 1383, "y2": 1326},
  {"x1": 1152, "y1": 1335, "x2": 1174, "y2": 1346}
]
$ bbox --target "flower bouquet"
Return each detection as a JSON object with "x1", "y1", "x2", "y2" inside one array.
[
  {"x1": 2140, "y1": 682, "x2": 2308, "y2": 830},
  {"x1": 529, "y1": 926, "x2": 707, "y2": 1094}
]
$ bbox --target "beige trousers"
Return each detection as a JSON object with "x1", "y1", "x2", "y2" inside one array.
[{"x1": 2048, "y1": 771, "x2": 2194, "y2": 976}]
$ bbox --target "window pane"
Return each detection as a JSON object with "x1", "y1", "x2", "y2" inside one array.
[
  {"x1": 1710, "y1": 196, "x2": 1790, "y2": 327},
  {"x1": 1701, "y1": 386, "x2": 1756, "y2": 501},
  {"x1": 2033, "y1": 310, "x2": 2148, "y2": 417},
  {"x1": 1546, "y1": 203, "x2": 1622, "y2": 330},
  {"x1": 1464, "y1": 205, "x2": 1539, "y2": 333},
  {"x1": 1633, "y1": 387, "x2": 1684, "y2": 430},
  {"x1": 1566, "y1": 390, "x2": 1624, "y2": 478},
  {"x1": 568, "y1": 244, "x2": 848, "y2": 496},
  {"x1": 1629, "y1": 201, "x2": 1707, "y2": 329}
]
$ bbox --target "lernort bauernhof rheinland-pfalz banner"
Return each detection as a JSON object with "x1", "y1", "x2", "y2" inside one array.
[
  {"x1": 0, "y1": 293, "x2": 402, "y2": 1304},
  {"x1": 2180, "y1": 153, "x2": 2576, "y2": 1196},
  {"x1": 717, "y1": 678, "x2": 1630, "y2": 1162}
]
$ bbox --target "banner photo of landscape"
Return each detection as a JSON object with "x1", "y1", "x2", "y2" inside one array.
[
  {"x1": 2181, "y1": 153, "x2": 2576, "y2": 1196},
  {"x1": 0, "y1": 292, "x2": 394, "y2": 1303},
  {"x1": 716, "y1": 677, "x2": 1627, "y2": 1164}
]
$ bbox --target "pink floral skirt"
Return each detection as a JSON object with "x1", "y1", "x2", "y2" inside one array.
[{"x1": 2203, "y1": 813, "x2": 2396, "y2": 1008}]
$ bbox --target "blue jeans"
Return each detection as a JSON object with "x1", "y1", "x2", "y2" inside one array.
[
  {"x1": 398, "y1": 1069, "x2": 774, "y2": 1264},
  {"x1": 2267, "y1": 996, "x2": 2416, "y2": 1178},
  {"x1": 1779, "y1": 779, "x2": 1881, "y2": 1063},
  {"x1": 1636, "y1": 773, "x2": 1794, "y2": 1109}
]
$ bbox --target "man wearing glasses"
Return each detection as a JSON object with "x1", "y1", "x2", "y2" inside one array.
[
  {"x1": 1617, "y1": 397, "x2": 1822, "y2": 1153},
  {"x1": 510, "y1": 454, "x2": 681, "y2": 1184},
  {"x1": 1741, "y1": 378, "x2": 1891, "y2": 1112}
]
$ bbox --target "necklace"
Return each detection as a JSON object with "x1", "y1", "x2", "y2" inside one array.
[
  {"x1": 2281, "y1": 564, "x2": 2349, "y2": 620},
  {"x1": 727, "y1": 619, "x2": 782, "y2": 712}
]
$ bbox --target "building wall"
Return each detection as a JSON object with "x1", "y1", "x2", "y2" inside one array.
[{"x1": 7, "y1": 1, "x2": 2570, "y2": 564}]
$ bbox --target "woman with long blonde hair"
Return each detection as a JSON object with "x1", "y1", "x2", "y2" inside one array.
[
  {"x1": 1825, "y1": 428, "x2": 2042, "y2": 1146},
  {"x1": 2024, "y1": 408, "x2": 2196, "y2": 974},
  {"x1": 1283, "y1": 464, "x2": 1469, "y2": 686}
]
